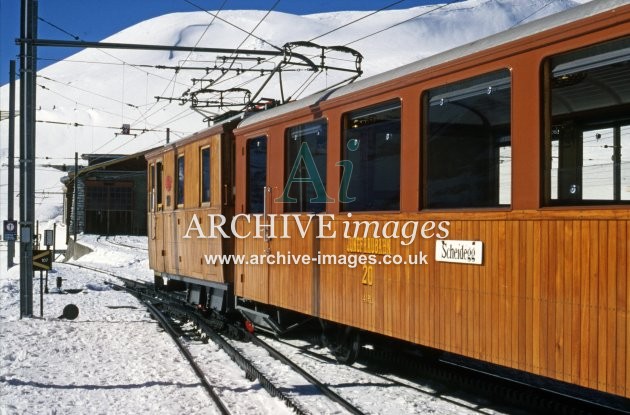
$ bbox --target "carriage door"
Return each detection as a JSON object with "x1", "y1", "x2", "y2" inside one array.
[
  {"x1": 148, "y1": 160, "x2": 166, "y2": 272},
  {"x1": 235, "y1": 136, "x2": 269, "y2": 302}
]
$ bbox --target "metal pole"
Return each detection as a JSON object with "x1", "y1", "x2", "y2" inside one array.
[
  {"x1": 52, "y1": 222, "x2": 56, "y2": 260},
  {"x1": 39, "y1": 270, "x2": 43, "y2": 317},
  {"x1": 73, "y1": 152, "x2": 78, "y2": 242},
  {"x1": 19, "y1": 0, "x2": 37, "y2": 318},
  {"x1": 8, "y1": 60, "x2": 16, "y2": 269},
  {"x1": 19, "y1": 0, "x2": 26, "y2": 317}
]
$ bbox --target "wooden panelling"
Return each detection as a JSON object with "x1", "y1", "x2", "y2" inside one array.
[
  {"x1": 310, "y1": 212, "x2": 630, "y2": 397},
  {"x1": 234, "y1": 216, "x2": 319, "y2": 316},
  {"x1": 146, "y1": 129, "x2": 234, "y2": 286},
  {"x1": 234, "y1": 218, "x2": 268, "y2": 303}
]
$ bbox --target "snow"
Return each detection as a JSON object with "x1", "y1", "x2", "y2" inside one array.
[
  {"x1": 0, "y1": 1, "x2": 592, "y2": 413},
  {"x1": 0, "y1": 236, "x2": 292, "y2": 414},
  {"x1": 0, "y1": 235, "x2": 506, "y2": 414}
]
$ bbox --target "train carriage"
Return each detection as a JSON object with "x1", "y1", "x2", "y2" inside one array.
[
  {"x1": 148, "y1": 0, "x2": 630, "y2": 402},
  {"x1": 146, "y1": 119, "x2": 238, "y2": 309}
]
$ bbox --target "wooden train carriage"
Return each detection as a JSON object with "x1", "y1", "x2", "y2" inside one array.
[
  {"x1": 146, "y1": 119, "x2": 238, "y2": 310},
  {"x1": 233, "y1": 0, "x2": 630, "y2": 399}
]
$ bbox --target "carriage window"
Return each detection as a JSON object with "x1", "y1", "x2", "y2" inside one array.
[
  {"x1": 342, "y1": 100, "x2": 400, "y2": 211},
  {"x1": 423, "y1": 69, "x2": 512, "y2": 208},
  {"x1": 547, "y1": 37, "x2": 630, "y2": 204},
  {"x1": 200, "y1": 146, "x2": 211, "y2": 204},
  {"x1": 247, "y1": 137, "x2": 267, "y2": 213},
  {"x1": 156, "y1": 161, "x2": 163, "y2": 209},
  {"x1": 176, "y1": 155, "x2": 185, "y2": 207},
  {"x1": 149, "y1": 163, "x2": 155, "y2": 212},
  {"x1": 280, "y1": 120, "x2": 328, "y2": 213}
]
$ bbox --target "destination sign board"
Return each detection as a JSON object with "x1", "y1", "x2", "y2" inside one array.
[{"x1": 435, "y1": 239, "x2": 483, "y2": 265}]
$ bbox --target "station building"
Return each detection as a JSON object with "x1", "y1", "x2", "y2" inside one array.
[{"x1": 59, "y1": 152, "x2": 150, "y2": 237}]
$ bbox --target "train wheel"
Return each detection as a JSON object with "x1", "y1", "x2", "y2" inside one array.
[{"x1": 321, "y1": 324, "x2": 361, "y2": 365}]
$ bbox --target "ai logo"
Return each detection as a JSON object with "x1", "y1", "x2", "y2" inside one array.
[{"x1": 275, "y1": 141, "x2": 357, "y2": 204}]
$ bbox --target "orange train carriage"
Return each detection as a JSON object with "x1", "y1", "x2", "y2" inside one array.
[{"x1": 146, "y1": 0, "x2": 630, "y2": 402}]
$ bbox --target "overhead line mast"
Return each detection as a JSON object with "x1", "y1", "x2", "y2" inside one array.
[{"x1": 18, "y1": 0, "x2": 37, "y2": 318}]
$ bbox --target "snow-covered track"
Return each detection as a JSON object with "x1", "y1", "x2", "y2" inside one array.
[
  {"x1": 117, "y1": 279, "x2": 365, "y2": 415},
  {"x1": 96, "y1": 235, "x2": 148, "y2": 251},
  {"x1": 237, "y1": 331, "x2": 364, "y2": 414},
  {"x1": 142, "y1": 300, "x2": 232, "y2": 415}
]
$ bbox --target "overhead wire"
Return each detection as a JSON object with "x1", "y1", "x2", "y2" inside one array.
[
  {"x1": 309, "y1": 0, "x2": 407, "y2": 42},
  {"x1": 37, "y1": 14, "x2": 190, "y2": 132},
  {"x1": 511, "y1": 0, "x2": 556, "y2": 27},
  {"x1": 37, "y1": 82, "x2": 130, "y2": 120},
  {"x1": 180, "y1": 0, "x2": 283, "y2": 103},
  {"x1": 128, "y1": 0, "x2": 225, "y2": 127},
  {"x1": 343, "y1": 2, "x2": 453, "y2": 47},
  {"x1": 182, "y1": 0, "x2": 283, "y2": 51},
  {"x1": 35, "y1": 57, "x2": 193, "y2": 87},
  {"x1": 128, "y1": 0, "x2": 229, "y2": 130},
  {"x1": 38, "y1": 75, "x2": 140, "y2": 109}
]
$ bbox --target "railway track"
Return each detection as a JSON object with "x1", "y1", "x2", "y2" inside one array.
[
  {"x1": 142, "y1": 300, "x2": 232, "y2": 415},
  {"x1": 111, "y1": 277, "x2": 506, "y2": 414},
  {"x1": 59, "y1": 262, "x2": 288, "y2": 413},
  {"x1": 112, "y1": 276, "x2": 365, "y2": 414},
  {"x1": 96, "y1": 235, "x2": 148, "y2": 251},
  {"x1": 61, "y1": 259, "x2": 630, "y2": 414},
  {"x1": 268, "y1": 332, "x2": 630, "y2": 415}
]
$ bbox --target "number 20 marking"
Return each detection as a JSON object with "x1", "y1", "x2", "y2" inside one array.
[{"x1": 361, "y1": 265, "x2": 374, "y2": 286}]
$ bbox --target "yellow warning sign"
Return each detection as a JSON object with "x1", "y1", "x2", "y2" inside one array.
[{"x1": 33, "y1": 250, "x2": 52, "y2": 271}]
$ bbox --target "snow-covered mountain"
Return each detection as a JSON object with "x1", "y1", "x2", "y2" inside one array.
[{"x1": 0, "y1": 0, "x2": 587, "y2": 221}]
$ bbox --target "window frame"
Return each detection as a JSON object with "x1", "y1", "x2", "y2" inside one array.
[
  {"x1": 176, "y1": 154, "x2": 185, "y2": 208},
  {"x1": 246, "y1": 136, "x2": 267, "y2": 214},
  {"x1": 156, "y1": 160, "x2": 163, "y2": 211},
  {"x1": 542, "y1": 36, "x2": 630, "y2": 206},
  {"x1": 200, "y1": 145, "x2": 211, "y2": 206},
  {"x1": 281, "y1": 120, "x2": 329, "y2": 214},
  {"x1": 421, "y1": 68, "x2": 513, "y2": 210},
  {"x1": 340, "y1": 99, "x2": 402, "y2": 212}
]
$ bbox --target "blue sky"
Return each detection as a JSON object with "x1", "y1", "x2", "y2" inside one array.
[{"x1": 0, "y1": 0, "x2": 444, "y2": 86}]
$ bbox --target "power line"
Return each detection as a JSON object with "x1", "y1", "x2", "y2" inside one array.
[
  {"x1": 38, "y1": 16, "x2": 80, "y2": 40},
  {"x1": 179, "y1": 0, "x2": 283, "y2": 106},
  {"x1": 37, "y1": 82, "x2": 131, "y2": 120},
  {"x1": 512, "y1": 0, "x2": 555, "y2": 27},
  {"x1": 182, "y1": 0, "x2": 283, "y2": 52},
  {"x1": 309, "y1": 0, "x2": 407, "y2": 42},
  {"x1": 36, "y1": 13, "x2": 198, "y2": 130},
  {"x1": 38, "y1": 75, "x2": 140, "y2": 109},
  {"x1": 129, "y1": 0, "x2": 229, "y2": 130},
  {"x1": 343, "y1": 2, "x2": 453, "y2": 47}
]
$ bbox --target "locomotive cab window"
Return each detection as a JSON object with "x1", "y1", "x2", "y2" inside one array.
[
  {"x1": 342, "y1": 100, "x2": 401, "y2": 211},
  {"x1": 545, "y1": 36, "x2": 630, "y2": 204},
  {"x1": 423, "y1": 69, "x2": 512, "y2": 208},
  {"x1": 246, "y1": 137, "x2": 267, "y2": 213},
  {"x1": 176, "y1": 155, "x2": 185, "y2": 207},
  {"x1": 281, "y1": 120, "x2": 328, "y2": 213},
  {"x1": 200, "y1": 146, "x2": 211, "y2": 205}
]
